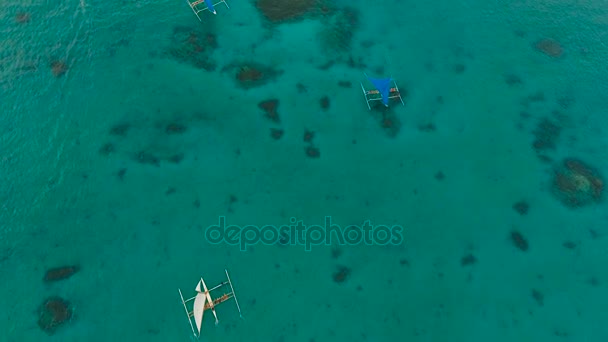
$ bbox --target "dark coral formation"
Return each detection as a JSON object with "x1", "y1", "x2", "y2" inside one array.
[
  {"x1": 452, "y1": 63, "x2": 466, "y2": 74},
  {"x1": 346, "y1": 55, "x2": 367, "y2": 69},
  {"x1": 381, "y1": 115, "x2": 401, "y2": 137},
  {"x1": 15, "y1": 12, "x2": 30, "y2": 23},
  {"x1": 510, "y1": 230, "x2": 529, "y2": 251},
  {"x1": 50, "y1": 61, "x2": 67, "y2": 77},
  {"x1": 332, "y1": 265, "x2": 351, "y2": 283},
  {"x1": 512, "y1": 201, "x2": 529, "y2": 215},
  {"x1": 99, "y1": 143, "x2": 116, "y2": 156},
  {"x1": 504, "y1": 73, "x2": 522, "y2": 86},
  {"x1": 131, "y1": 150, "x2": 184, "y2": 166},
  {"x1": 44, "y1": 265, "x2": 80, "y2": 283},
  {"x1": 461, "y1": 253, "x2": 477, "y2": 266},
  {"x1": 296, "y1": 82, "x2": 307, "y2": 93},
  {"x1": 370, "y1": 107, "x2": 401, "y2": 137},
  {"x1": 270, "y1": 128, "x2": 284, "y2": 140},
  {"x1": 533, "y1": 118, "x2": 561, "y2": 150},
  {"x1": 237, "y1": 65, "x2": 264, "y2": 85},
  {"x1": 133, "y1": 151, "x2": 161, "y2": 166},
  {"x1": 303, "y1": 129, "x2": 320, "y2": 158},
  {"x1": 167, "y1": 154, "x2": 184, "y2": 164},
  {"x1": 319, "y1": 96, "x2": 330, "y2": 110},
  {"x1": 167, "y1": 26, "x2": 218, "y2": 71},
  {"x1": 532, "y1": 117, "x2": 561, "y2": 152},
  {"x1": 418, "y1": 123, "x2": 436, "y2": 132},
  {"x1": 305, "y1": 146, "x2": 320, "y2": 158},
  {"x1": 224, "y1": 62, "x2": 282, "y2": 89},
  {"x1": 117, "y1": 168, "x2": 127, "y2": 180},
  {"x1": 165, "y1": 122, "x2": 187, "y2": 135},
  {"x1": 38, "y1": 297, "x2": 72, "y2": 335},
  {"x1": 255, "y1": 0, "x2": 317, "y2": 23},
  {"x1": 109, "y1": 123, "x2": 130, "y2": 137},
  {"x1": 317, "y1": 7, "x2": 360, "y2": 54},
  {"x1": 551, "y1": 158, "x2": 604, "y2": 208},
  {"x1": 531, "y1": 289, "x2": 544, "y2": 306},
  {"x1": 331, "y1": 246, "x2": 342, "y2": 259},
  {"x1": 520, "y1": 91, "x2": 545, "y2": 108},
  {"x1": 318, "y1": 60, "x2": 334, "y2": 70},
  {"x1": 258, "y1": 99, "x2": 280, "y2": 123},
  {"x1": 303, "y1": 130, "x2": 315, "y2": 143},
  {"x1": 535, "y1": 38, "x2": 563, "y2": 58}
]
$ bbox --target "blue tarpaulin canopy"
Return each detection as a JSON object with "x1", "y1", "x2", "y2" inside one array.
[
  {"x1": 367, "y1": 75, "x2": 392, "y2": 106},
  {"x1": 205, "y1": 0, "x2": 216, "y2": 13}
]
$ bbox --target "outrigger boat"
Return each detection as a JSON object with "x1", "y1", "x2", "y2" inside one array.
[
  {"x1": 360, "y1": 73, "x2": 405, "y2": 110},
  {"x1": 186, "y1": 0, "x2": 230, "y2": 21},
  {"x1": 178, "y1": 269, "x2": 243, "y2": 339}
]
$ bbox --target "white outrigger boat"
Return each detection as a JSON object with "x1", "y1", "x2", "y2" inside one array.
[{"x1": 178, "y1": 269, "x2": 243, "y2": 339}]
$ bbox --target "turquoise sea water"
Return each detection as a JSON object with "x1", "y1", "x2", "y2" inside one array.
[{"x1": 2, "y1": 0, "x2": 608, "y2": 340}]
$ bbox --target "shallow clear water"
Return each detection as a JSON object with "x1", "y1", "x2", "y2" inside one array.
[{"x1": 1, "y1": 0, "x2": 608, "y2": 341}]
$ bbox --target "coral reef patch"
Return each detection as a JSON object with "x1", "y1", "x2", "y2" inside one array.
[
  {"x1": 317, "y1": 7, "x2": 360, "y2": 55},
  {"x1": 133, "y1": 151, "x2": 161, "y2": 166},
  {"x1": 15, "y1": 12, "x2": 30, "y2": 24},
  {"x1": 305, "y1": 146, "x2": 320, "y2": 158},
  {"x1": 319, "y1": 96, "x2": 330, "y2": 110},
  {"x1": 510, "y1": 230, "x2": 529, "y2": 251},
  {"x1": 551, "y1": 158, "x2": 603, "y2": 208},
  {"x1": 535, "y1": 38, "x2": 563, "y2": 58},
  {"x1": 44, "y1": 265, "x2": 80, "y2": 283},
  {"x1": 109, "y1": 123, "x2": 131, "y2": 137},
  {"x1": 369, "y1": 106, "x2": 402, "y2": 137},
  {"x1": 167, "y1": 26, "x2": 218, "y2": 71},
  {"x1": 50, "y1": 61, "x2": 67, "y2": 77},
  {"x1": 512, "y1": 201, "x2": 529, "y2": 216},
  {"x1": 223, "y1": 62, "x2": 283, "y2": 89},
  {"x1": 99, "y1": 143, "x2": 116, "y2": 156},
  {"x1": 255, "y1": 0, "x2": 318, "y2": 23},
  {"x1": 532, "y1": 117, "x2": 561, "y2": 152},
  {"x1": 37, "y1": 297, "x2": 72, "y2": 335},
  {"x1": 270, "y1": 128, "x2": 284, "y2": 140},
  {"x1": 258, "y1": 99, "x2": 280, "y2": 123},
  {"x1": 332, "y1": 265, "x2": 351, "y2": 283}
]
